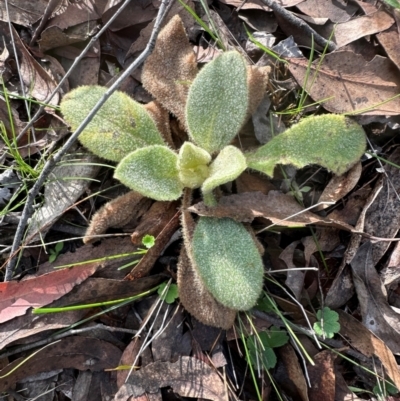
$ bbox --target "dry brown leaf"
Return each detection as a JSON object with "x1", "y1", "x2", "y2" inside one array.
[
  {"x1": 279, "y1": 241, "x2": 304, "y2": 301},
  {"x1": 295, "y1": 0, "x2": 357, "y2": 23},
  {"x1": 0, "y1": 337, "x2": 121, "y2": 392},
  {"x1": 0, "y1": 0, "x2": 48, "y2": 26},
  {"x1": 308, "y1": 351, "x2": 336, "y2": 401},
  {"x1": 141, "y1": 15, "x2": 198, "y2": 124},
  {"x1": 351, "y1": 241, "x2": 400, "y2": 354},
  {"x1": 0, "y1": 22, "x2": 59, "y2": 106},
  {"x1": 26, "y1": 150, "x2": 101, "y2": 243},
  {"x1": 377, "y1": 25, "x2": 400, "y2": 72},
  {"x1": 317, "y1": 162, "x2": 362, "y2": 210},
  {"x1": 325, "y1": 182, "x2": 382, "y2": 309},
  {"x1": 288, "y1": 51, "x2": 400, "y2": 115},
  {"x1": 363, "y1": 148, "x2": 400, "y2": 265},
  {"x1": 314, "y1": 10, "x2": 394, "y2": 48},
  {"x1": 188, "y1": 191, "x2": 355, "y2": 231},
  {"x1": 127, "y1": 0, "x2": 195, "y2": 60},
  {"x1": 219, "y1": 0, "x2": 304, "y2": 10},
  {"x1": 102, "y1": 1, "x2": 157, "y2": 31},
  {"x1": 235, "y1": 171, "x2": 275, "y2": 194},
  {"x1": 115, "y1": 356, "x2": 228, "y2": 401},
  {"x1": 278, "y1": 344, "x2": 309, "y2": 401},
  {"x1": 338, "y1": 309, "x2": 400, "y2": 390}
]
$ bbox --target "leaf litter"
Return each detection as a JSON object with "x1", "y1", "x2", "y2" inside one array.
[{"x1": 2, "y1": 0, "x2": 400, "y2": 400}]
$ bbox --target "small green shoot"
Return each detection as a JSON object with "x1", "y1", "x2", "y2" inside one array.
[
  {"x1": 313, "y1": 306, "x2": 340, "y2": 339},
  {"x1": 157, "y1": 282, "x2": 179, "y2": 304},
  {"x1": 246, "y1": 326, "x2": 289, "y2": 370},
  {"x1": 48, "y1": 242, "x2": 64, "y2": 263}
]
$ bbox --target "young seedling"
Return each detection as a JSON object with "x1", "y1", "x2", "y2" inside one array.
[{"x1": 60, "y1": 15, "x2": 366, "y2": 328}]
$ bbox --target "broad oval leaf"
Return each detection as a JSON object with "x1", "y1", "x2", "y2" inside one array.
[
  {"x1": 61, "y1": 86, "x2": 165, "y2": 162},
  {"x1": 246, "y1": 114, "x2": 366, "y2": 176},
  {"x1": 202, "y1": 145, "x2": 247, "y2": 197},
  {"x1": 186, "y1": 52, "x2": 249, "y2": 153},
  {"x1": 178, "y1": 142, "x2": 211, "y2": 189},
  {"x1": 115, "y1": 145, "x2": 183, "y2": 201},
  {"x1": 192, "y1": 217, "x2": 264, "y2": 310}
]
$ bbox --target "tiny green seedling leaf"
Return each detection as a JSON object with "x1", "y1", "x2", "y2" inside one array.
[
  {"x1": 313, "y1": 306, "x2": 340, "y2": 339},
  {"x1": 373, "y1": 379, "x2": 398, "y2": 399},
  {"x1": 48, "y1": 242, "x2": 63, "y2": 263},
  {"x1": 186, "y1": 51, "x2": 249, "y2": 153},
  {"x1": 115, "y1": 145, "x2": 183, "y2": 201},
  {"x1": 246, "y1": 114, "x2": 366, "y2": 177},
  {"x1": 246, "y1": 327, "x2": 289, "y2": 370},
  {"x1": 201, "y1": 145, "x2": 247, "y2": 201},
  {"x1": 60, "y1": 86, "x2": 165, "y2": 162},
  {"x1": 191, "y1": 217, "x2": 264, "y2": 310},
  {"x1": 142, "y1": 234, "x2": 155, "y2": 249},
  {"x1": 177, "y1": 142, "x2": 211, "y2": 188},
  {"x1": 158, "y1": 282, "x2": 179, "y2": 304}
]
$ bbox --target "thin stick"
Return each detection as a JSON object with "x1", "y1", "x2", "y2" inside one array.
[
  {"x1": 4, "y1": 0, "x2": 174, "y2": 281},
  {"x1": 259, "y1": 0, "x2": 337, "y2": 52}
]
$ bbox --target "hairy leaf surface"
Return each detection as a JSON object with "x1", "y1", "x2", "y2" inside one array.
[
  {"x1": 246, "y1": 115, "x2": 366, "y2": 176},
  {"x1": 61, "y1": 86, "x2": 164, "y2": 162},
  {"x1": 115, "y1": 146, "x2": 183, "y2": 201},
  {"x1": 186, "y1": 52, "x2": 249, "y2": 153},
  {"x1": 192, "y1": 217, "x2": 264, "y2": 310}
]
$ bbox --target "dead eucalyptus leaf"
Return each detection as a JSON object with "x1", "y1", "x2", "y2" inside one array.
[
  {"x1": 351, "y1": 241, "x2": 400, "y2": 354},
  {"x1": 314, "y1": 10, "x2": 394, "y2": 48},
  {"x1": 316, "y1": 162, "x2": 362, "y2": 210},
  {"x1": 288, "y1": 51, "x2": 400, "y2": 115},
  {"x1": 338, "y1": 309, "x2": 400, "y2": 390},
  {"x1": 115, "y1": 356, "x2": 228, "y2": 401},
  {"x1": 188, "y1": 191, "x2": 354, "y2": 231},
  {"x1": 296, "y1": 0, "x2": 357, "y2": 23}
]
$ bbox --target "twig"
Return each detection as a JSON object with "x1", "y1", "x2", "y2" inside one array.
[
  {"x1": 259, "y1": 0, "x2": 337, "y2": 52},
  {"x1": 4, "y1": 0, "x2": 175, "y2": 281}
]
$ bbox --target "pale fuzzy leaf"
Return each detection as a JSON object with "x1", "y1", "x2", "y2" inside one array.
[
  {"x1": 178, "y1": 142, "x2": 211, "y2": 189},
  {"x1": 246, "y1": 115, "x2": 366, "y2": 176},
  {"x1": 192, "y1": 217, "x2": 264, "y2": 310},
  {"x1": 186, "y1": 52, "x2": 249, "y2": 153},
  {"x1": 61, "y1": 86, "x2": 165, "y2": 162},
  {"x1": 202, "y1": 145, "x2": 247, "y2": 195},
  {"x1": 115, "y1": 145, "x2": 183, "y2": 201}
]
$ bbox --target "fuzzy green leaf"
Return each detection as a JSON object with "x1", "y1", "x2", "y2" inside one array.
[
  {"x1": 313, "y1": 307, "x2": 340, "y2": 339},
  {"x1": 186, "y1": 52, "x2": 249, "y2": 153},
  {"x1": 60, "y1": 86, "x2": 165, "y2": 162},
  {"x1": 192, "y1": 217, "x2": 264, "y2": 310},
  {"x1": 246, "y1": 115, "x2": 366, "y2": 176},
  {"x1": 202, "y1": 145, "x2": 247, "y2": 196},
  {"x1": 115, "y1": 145, "x2": 183, "y2": 201},
  {"x1": 177, "y1": 142, "x2": 211, "y2": 188}
]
